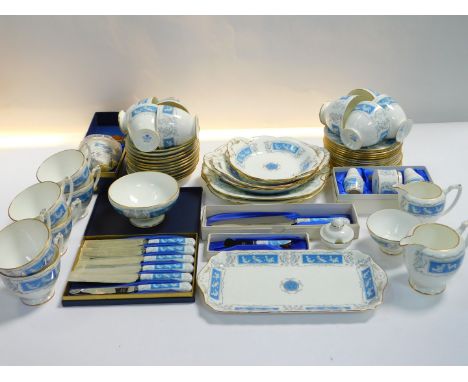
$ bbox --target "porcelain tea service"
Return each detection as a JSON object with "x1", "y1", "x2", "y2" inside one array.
[
  {"x1": 400, "y1": 221, "x2": 468, "y2": 294},
  {"x1": 374, "y1": 94, "x2": 413, "y2": 141},
  {"x1": 79, "y1": 134, "x2": 123, "y2": 172},
  {"x1": 403, "y1": 168, "x2": 425, "y2": 184},
  {"x1": 344, "y1": 168, "x2": 364, "y2": 194},
  {"x1": 394, "y1": 182, "x2": 462, "y2": 221},
  {"x1": 36, "y1": 149, "x2": 101, "y2": 193},
  {"x1": 108, "y1": 171, "x2": 179, "y2": 228},
  {"x1": 372, "y1": 169, "x2": 403, "y2": 194}
]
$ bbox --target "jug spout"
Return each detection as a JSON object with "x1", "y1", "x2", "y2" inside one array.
[
  {"x1": 399, "y1": 235, "x2": 426, "y2": 250},
  {"x1": 392, "y1": 183, "x2": 408, "y2": 194}
]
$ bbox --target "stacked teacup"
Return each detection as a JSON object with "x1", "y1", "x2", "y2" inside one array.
[
  {"x1": 321, "y1": 88, "x2": 413, "y2": 167},
  {"x1": 0, "y1": 219, "x2": 61, "y2": 305},
  {"x1": 119, "y1": 97, "x2": 200, "y2": 180}
]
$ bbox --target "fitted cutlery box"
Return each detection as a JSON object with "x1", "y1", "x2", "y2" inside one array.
[
  {"x1": 62, "y1": 186, "x2": 203, "y2": 306},
  {"x1": 201, "y1": 203, "x2": 360, "y2": 240},
  {"x1": 85, "y1": 112, "x2": 126, "y2": 193},
  {"x1": 332, "y1": 166, "x2": 433, "y2": 215}
]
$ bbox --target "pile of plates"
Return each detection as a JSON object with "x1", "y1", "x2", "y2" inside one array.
[
  {"x1": 323, "y1": 128, "x2": 403, "y2": 167},
  {"x1": 202, "y1": 136, "x2": 330, "y2": 203},
  {"x1": 125, "y1": 133, "x2": 200, "y2": 181}
]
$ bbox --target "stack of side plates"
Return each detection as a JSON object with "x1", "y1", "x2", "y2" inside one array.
[
  {"x1": 125, "y1": 135, "x2": 200, "y2": 181},
  {"x1": 202, "y1": 136, "x2": 330, "y2": 203},
  {"x1": 323, "y1": 127, "x2": 403, "y2": 167}
]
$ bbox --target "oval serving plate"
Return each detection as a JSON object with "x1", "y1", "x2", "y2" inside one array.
[
  {"x1": 226, "y1": 136, "x2": 321, "y2": 184},
  {"x1": 198, "y1": 249, "x2": 387, "y2": 313}
]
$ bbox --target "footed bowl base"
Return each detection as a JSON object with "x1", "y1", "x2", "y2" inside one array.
[
  {"x1": 20, "y1": 289, "x2": 56, "y2": 306},
  {"x1": 130, "y1": 215, "x2": 165, "y2": 228}
]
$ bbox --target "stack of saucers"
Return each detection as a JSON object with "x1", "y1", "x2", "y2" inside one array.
[
  {"x1": 125, "y1": 132, "x2": 200, "y2": 181},
  {"x1": 202, "y1": 136, "x2": 330, "y2": 203},
  {"x1": 323, "y1": 128, "x2": 403, "y2": 167}
]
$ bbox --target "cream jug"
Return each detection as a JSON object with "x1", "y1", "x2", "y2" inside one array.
[
  {"x1": 393, "y1": 182, "x2": 462, "y2": 221},
  {"x1": 400, "y1": 221, "x2": 468, "y2": 294}
]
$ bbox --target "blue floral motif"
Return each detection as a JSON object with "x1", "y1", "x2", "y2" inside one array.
[
  {"x1": 234, "y1": 306, "x2": 280, "y2": 311},
  {"x1": 210, "y1": 268, "x2": 222, "y2": 300},
  {"x1": 131, "y1": 104, "x2": 157, "y2": 117},
  {"x1": 361, "y1": 267, "x2": 376, "y2": 300},
  {"x1": 142, "y1": 134, "x2": 153, "y2": 143},
  {"x1": 264, "y1": 162, "x2": 279, "y2": 171},
  {"x1": 66, "y1": 165, "x2": 90, "y2": 192},
  {"x1": 405, "y1": 202, "x2": 445, "y2": 216},
  {"x1": 19, "y1": 263, "x2": 60, "y2": 293},
  {"x1": 271, "y1": 142, "x2": 300, "y2": 155},
  {"x1": 355, "y1": 103, "x2": 376, "y2": 114},
  {"x1": 238, "y1": 254, "x2": 279, "y2": 264},
  {"x1": 163, "y1": 137, "x2": 175, "y2": 148},
  {"x1": 281, "y1": 278, "x2": 302, "y2": 293},
  {"x1": 162, "y1": 105, "x2": 174, "y2": 115},
  {"x1": 235, "y1": 147, "x2": 253, "y2": 165},
  {"x1": 428, "y1": 256, "x2": 464, "y2": 274},
  {"x1": 302, "y1": 254, "x2": 343, "y2": 264},
  {"x1": 377, "y1": 96, "x2": 396, "y2": 108},
  {"x1": 23, "y1": 244, "x2": 56, "y2": 276},
  {"x1": 49, "y1": 203, "x2": 67, "y2": 226}
]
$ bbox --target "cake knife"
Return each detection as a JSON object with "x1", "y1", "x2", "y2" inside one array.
[{"x1": 69, "y1": 282, "x2": 193, "y2": 295}]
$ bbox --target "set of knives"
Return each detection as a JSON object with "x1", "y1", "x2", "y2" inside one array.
[{"x1": 69, "y1": 236, "x2": 196, "y2": 295}]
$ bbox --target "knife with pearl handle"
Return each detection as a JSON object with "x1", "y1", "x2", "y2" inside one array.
[
  {"x1": 69, "y1": 282, "x2": 193, "y2": 295},
  {"x1": 83, "y1": 236, "x2": 196, "y2": 248},
  {"x1": 68, "y1": 271, "x2": 193, "y2": 284},
  {"x1": 80, "y1": 245, "x2": 195, "y2": 257},
  {"x1": 77, "y1": 254, "x2": 195, "y2": 267}
]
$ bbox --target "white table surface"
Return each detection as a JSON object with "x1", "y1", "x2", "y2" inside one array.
[{"x1": 1, "y1": 123, "x2": 467, "y2": 366}]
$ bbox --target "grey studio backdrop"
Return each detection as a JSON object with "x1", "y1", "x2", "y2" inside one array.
[{"x1": 0, "y1": 15, "x2": 467, "y2": 133}]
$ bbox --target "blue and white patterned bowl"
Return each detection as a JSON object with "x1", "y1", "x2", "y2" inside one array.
[
  {"x1": 108, "y1": 172, "x2": 179, "y2": 228},
  {"x1": 367, "y1": 209, "x2": 419, "y2": 255},
  {"x1": 0, "y1": 219, "x2": 57, "y2": 277},
  {"x1": 0, "y1": 247, "x2": 61, "y2": 305},
  {"x1": 8, "y1": 181, "x2": 71, "y2": 227},
  {"x1": 36, "y1": 149, "x2": 100, "y2": 193}
]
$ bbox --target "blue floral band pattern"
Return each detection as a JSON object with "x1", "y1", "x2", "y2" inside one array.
[
  {"x1": 238, "y1": 254, "x2": 279, "y2": 264},
  {"x1": 361, "y1": 267, "x2": 376, "y2": 300},
  {"x1": 210, "y1": 268, "x2": 222, "y2": 300},
  {"x1": 428, "y1": 256, "x2": 464, "y2": 274},
  {"x1": 302, "y1": 254, "x2": 343, "y2": 264},
  {"x1": 403, "y1": 201, "x2": 445, "y2": 216}
]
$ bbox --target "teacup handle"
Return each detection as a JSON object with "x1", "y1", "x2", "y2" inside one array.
[
  {"x1": 62, "y1": 176, "x2": 74, "y2": 206},
  {"x1": 457, "y1": 221, "x2": 468, "y2": 250},
  {"x1": 442, "y1": 184, "x2": 462, "y2": 216},
  {"x1": 70, "y1": 198, "x2": 82, "y2": 224},
  {"x1": 91, "y1": 166, "x2": 101, "y2": 192},
  {"x1": 39, "y1": 208, "x2": 52, "y2": 231},
  {"x1": 53, "y1": 233, "x2": 64, "y2": 255}
]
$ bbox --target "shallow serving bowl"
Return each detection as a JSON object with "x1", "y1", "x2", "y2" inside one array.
[
  {"x1": 0, "y1": 247, "x2": 61, "y2": 306},
  {"x1": 108, "y1": 171, "x2": 179, "y2": 228},
  {"x1": 367, "y1": 209, "x2": 419, "y2": 255},
  {"x1": 226, "y1": 136, "x2": 321, "y2": 184}
]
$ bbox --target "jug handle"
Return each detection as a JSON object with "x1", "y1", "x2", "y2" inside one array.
[
  {"x1": 457, "y1": 221, "x2": 468, "y2": 249},
  {"x1": 442, "y1": 184, "x2": 462, "y2": 216}
]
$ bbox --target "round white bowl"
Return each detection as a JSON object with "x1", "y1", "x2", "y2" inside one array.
[
  {"x1": 108, "y1": 172, "x2": 179, "y2": 228},
  {"x1": 0, "y1": 219, "x2": 56, "y2": 277},
  {"x1": 0, "y1": 247, "x2": 61, "y2": 306},
  {"x1": 367, "y1": 209, "x2": 419, "y2": 255}
]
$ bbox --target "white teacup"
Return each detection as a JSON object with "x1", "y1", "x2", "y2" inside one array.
[
  {"x1": 344, "y1": 168, "x2": 364, "y2": 194},
  {"x1": 341, "y1": 101, "x2": 391, "y2": 150},
  {"x1": 372, "y1": 169, "x2": 402, "y2": 194},
  {"x1": 403, "y1": 168, "x2": 425, "y2": 184},
  {"x1": 156, "y1": 104, "x2": 196, "y2": 149},
  {"x1": 8, "y1": 180, "x2": 74, "y2": 227},
  {"x1": 125, "y1": 104, "x2": 160, "y2": 152},
  {"x1": 375, "y1": 94, "x2": 412, "y2": 142},
  {"x1": 118, "y1": 97, "x2": 158, "y2": 135},
  {"x1": 36, "y1": 149, "x2": 100, "y2": 193},
  {"x1": 319, "y1": 95, "x2": 364, "y2": 135}
]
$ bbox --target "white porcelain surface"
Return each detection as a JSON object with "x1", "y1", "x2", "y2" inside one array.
[
  {"x1": 400, "y1": 221, "x2": 468, "y2": 294},
  {"x1": 341, "y1": 101, "x2": 390, "y2": 150},
  {"x1": 320, "y1": 94, "x2": 368, "y2": 135},
  {"x1": 367, "y1": 209, "x2": 419, "y2": 255},
  {"x1": 395, "y1": 182, "x2": 462, "y2": 222},
  {"x1": 375, "y1": 94, "x2": 412, "y2": 141},
  {"x1": 118, "y1": 97, "x2": 158, "y2": 135},
  {"x1": 198, "y1": 249, "x2": 387, "y2": 313},
  {"x1": 344, "y1": 167, "x2": 364, "y2": 194},
  {"x1": 126, "y1": 104, "x2": 160, "y2": 152},
  {"x1": 320, "y1": 218, "x2": 354, "y2": 249},
  {"x1": 227, "y1": 136, "x2": 321, "y2": 184},
  {"x1": 108, "y1": 172, "x2": 179, "y2": 227},
  {"x1": 403, "y1": 168, "x2": 425, "y2": 184},
  {"x1": 155, "y1": 104, "x2": 196, "y2": 148},
  {"x1": 372, "y1": 169, "x2": 402, "y2": 194},
  {"x1": 8, "y1": 181, "x2": 71, "y2": 227}
]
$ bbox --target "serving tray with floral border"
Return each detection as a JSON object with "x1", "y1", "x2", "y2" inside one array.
[{"x1": 198, "y1": 249, "x2": 387, "y2": 313}]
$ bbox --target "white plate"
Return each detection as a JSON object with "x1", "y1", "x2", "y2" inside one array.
[
  {"x1": 198, "y1": 250, "x2": 387, "y2": 313},
  {"x1": 202, "y1": 164, "x2": 329, "y2": 203},
  {"x1": 226, "y1": 136, "x2": 321, "y2": 184}
]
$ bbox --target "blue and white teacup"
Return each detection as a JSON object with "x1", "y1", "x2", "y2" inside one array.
[
  {"x1": 403, "y1": 168, "x2": 425, "y2": 184},
  {"x1": 344, "y1": 168, "x2": 364, "y2": 194},
  {"x1": 36, "y1": 149, "x2": 101, "y2": 193},
  {"x1": 8, "y1": 180, "x2": 74, "y2": 227},
  {"x1": 0, "y1": 219, "x2": 62, "y2": 277},
  {"x1": 67, "y1": 175, "x2": 95, "y2": 220},
  {"x1": 0, "y1": 247, "x2": 61, "y2": 305}
]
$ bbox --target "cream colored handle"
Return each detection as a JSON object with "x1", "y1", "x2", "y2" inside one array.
[
  {"x1": 70, "y1": 198, "x2": 82, "y2": 224},
  {"x1": 53, "y1": 233, "x2": 64, "y2": 254},
  {"x1": 91, "y1": 166, "x2": 101, "y2": 191},
  {"x1": 457, "y1": 221, "x2": 468, "y2": 250},
  {"x1": 39, "y1": 208, "x2": 52, "y2": 231},
  {"x1": 442, "y1": 184, "x2": 462, "y2": 216},
  {"x1": 63, "y1": 176, "x2": 73, "y2": 206}
]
